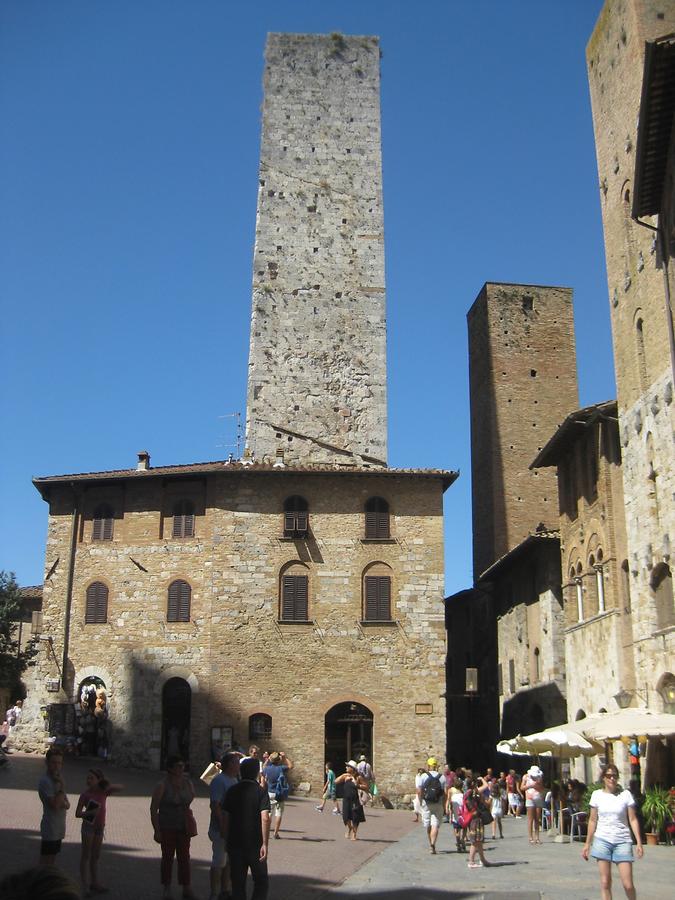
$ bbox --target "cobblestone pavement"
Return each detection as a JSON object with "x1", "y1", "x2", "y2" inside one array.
[
  {"x1": 0, "y1": 753, "x2": 416, "y2": 899},
  {"x1": 1, "y1": 754, "x2": 672, "y2": 899}
]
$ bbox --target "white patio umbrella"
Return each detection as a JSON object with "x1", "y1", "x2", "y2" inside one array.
[
  {"x1": 509, "y1": 728, "x2": 603, "y2": 840},
  {"x1": 571, "y1": 708, "x2": 675, "y2": 742}
]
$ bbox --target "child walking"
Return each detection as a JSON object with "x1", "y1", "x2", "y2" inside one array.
[
  {"x1": 75, "y1": 767, "x2": 123, "y2": 896},
  {"x1": 315, "y1": 762, "x2": 341, "y2": 814},
  {"x1": 490, "y1": 782, "x2": 504, "y2": 839}
]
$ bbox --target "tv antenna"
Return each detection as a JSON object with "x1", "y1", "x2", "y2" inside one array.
[{"x1": 217, "y1": 412, "x2": 242, "y2": 459}]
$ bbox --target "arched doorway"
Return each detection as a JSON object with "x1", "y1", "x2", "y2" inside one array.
[
  {"x1": 324, "y1": 702, "x2": 373, "y2": 770},
  {"x1": 77, "y1": 676, "x2": 109, "y2": 759},
  {"x1": 161, "y1": 677, "x2": 191, "y2": 769}
]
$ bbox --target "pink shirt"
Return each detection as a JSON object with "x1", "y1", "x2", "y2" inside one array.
[{"x1": 78, "y1": 786, "x2": 111, "y2": 827}]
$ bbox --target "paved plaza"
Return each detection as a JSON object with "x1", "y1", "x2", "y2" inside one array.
[{"x1": 0, "y1": 753, "x2": 672, "y2": 899}]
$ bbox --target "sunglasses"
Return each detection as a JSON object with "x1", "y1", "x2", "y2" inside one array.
[{"x1": 604, "y1": 772, "x2": 618, "y2": 779}]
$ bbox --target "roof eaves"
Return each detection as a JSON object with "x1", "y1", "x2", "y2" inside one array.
[
  {"x1": 530, "y1": 400, "x2": 617, "y2": 469},
  {"x1": 477, "y1": 530, "x2": 560, "y2": 584}
]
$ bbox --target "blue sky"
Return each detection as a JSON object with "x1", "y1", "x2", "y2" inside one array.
[{"x1": 1, "y1": 0, "x2": 611, "y2": 595}]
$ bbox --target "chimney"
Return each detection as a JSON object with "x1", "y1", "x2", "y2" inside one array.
[{"x1": 137, "y1": 450, "x2": 150, "y2": 471}]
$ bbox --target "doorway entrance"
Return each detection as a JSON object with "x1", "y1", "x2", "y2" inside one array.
[
  {"x1": 324, "y1": 701, "x2": 373, "y2": 771},
  {"x1": 161, "y1": 677, "x2": 191, "y2": 769}
]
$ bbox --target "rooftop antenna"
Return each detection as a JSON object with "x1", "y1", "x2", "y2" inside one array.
[{"x1": 216, "y1": 412, "x2": 242, "y2": 459}]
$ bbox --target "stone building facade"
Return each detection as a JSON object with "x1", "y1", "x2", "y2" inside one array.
[
  {"x1": 483, "y1": 532, "x2": 567, "y2": 740},
  {"x1": 587, "y1": 0, "x2": 674, "y2": 774},
  {"x1": 532, "y1": 401, "x2": 635, "y2": 780},
  {"x1": 18, "y1": 32, "x2": 454, "y2": 793},
  {"x1": 22, "y1": 460, "x2": 452, "y2": 792},
  {"x1": 246, "y1": 34, "x2": 387, "y2": 467}
]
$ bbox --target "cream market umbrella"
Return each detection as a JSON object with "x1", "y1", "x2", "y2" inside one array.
[
  {"x1": 511, "y1": 728, "x2": 604, "y2": 757},
  {"x1": 572, "y1": 709, "x2": 675, "y2": 742},
  {"x1": 510, "y1": 728, "x2": 603, "y2": 840}
]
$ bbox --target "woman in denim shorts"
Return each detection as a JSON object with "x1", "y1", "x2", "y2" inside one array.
[{"x1": 582, "y1": 764, "x2": 643, "y2": 899}]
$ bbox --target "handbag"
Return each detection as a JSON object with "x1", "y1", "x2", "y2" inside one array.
[
  {"x1": 185, "y1": 807, "x2": 198, "y2": 837},
  {"x1": 479, "y1": 804, "x2": 493, "y2": 826}
]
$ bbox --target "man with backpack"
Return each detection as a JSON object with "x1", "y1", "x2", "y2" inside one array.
[
  {"x1": 417, "y1": 757, "x2": 446, "y2": 854},
  {"x1": 261, "y1": 751, "x2": 293, "y2": 840}
]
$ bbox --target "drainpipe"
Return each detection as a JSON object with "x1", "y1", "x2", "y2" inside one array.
[{"x1": 61, "y1": 483, "x2": 80, "y2": 692}]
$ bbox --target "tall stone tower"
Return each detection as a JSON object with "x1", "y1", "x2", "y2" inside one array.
[
  {"x1": 467, "y1": 283, "x2": 579, "y2": 579},
  {"x1": 586, "y1": 0, "x2": 675, "y2": 699},
  {"x1": 245, "y1": 33, "x2": 387, "y2": 466}
]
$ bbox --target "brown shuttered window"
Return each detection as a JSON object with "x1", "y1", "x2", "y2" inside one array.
[
  {"x1": 92, "y1": 504, "x2": 114, "y2": 541},
  {"x1": 364, "y1": 575, "x2": 391, "y2": 621},
  {"x1": 168, "y1": 579, "x2": 191, "y2": 622},
  {"x1": 172, "y1": 500, "x2": 195, "y2": 538},
  {"x1": 85, "y1": 582, "x2": 108, "y2": 624},
  {"x1": 281, "y1": 574, "x2": 309, "y2": 621},
  {"x1": 365, "y1": 497, "x2": 390, "y2": 539},
  {"x1": 283, "y1": 496, "x2": 309, "y2": 537}
]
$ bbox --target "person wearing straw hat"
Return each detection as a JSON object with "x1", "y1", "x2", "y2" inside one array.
[{"x1": 520, "y1": 765, "x2": 545, "y2": 844}]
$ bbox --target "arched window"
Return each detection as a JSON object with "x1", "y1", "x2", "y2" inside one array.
[
  {"x1": 364, "y1": 497, "x2": 390, "y2": 539},
  {"x1": 168, "y1": 580, "x2": 191, "y2": 622},
  {"x1": 85, "y1": 582, "x2": 108, "y2": 624},
  {"x1": 595, "y1": 551, "x2": 605, "y2": 613},
  {"x1": 533, "y1": 647, "x2": 540, "y2": 682},
  {"x1": 621, "y1": 560, "x2": 631, "y2": 612},
  {"x1": 575, "y1": 561, "x2": 584, "y2": 622},
  {"x1": 363, "y1": 563, "x2": 393, "y2": 622},
  {"x1": 172, "y1": 500, "x2": 195, "y2": 538},
  {"x1": 92, "y1": 504, "x2": 114, "y2": 541},
  {"x1": 283, "y1": 496, "x2": 308, "y2": 537},
  {"x1": 249, "y1": 713, "x2": 272, "y2": 741},
  {"x1": 280, "y1": 563, "x2": 309, "y2": 621},
  {"x1": 587, "y1": 554, "x2": 599, "y2": 615},
  {"x1": 635, "y1": 317, "x2": 648, "y2": 391},
  {"x1": 651, "y1": 563, "x2": 674, "y2": 631}
]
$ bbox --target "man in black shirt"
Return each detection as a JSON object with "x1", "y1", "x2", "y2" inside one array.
[{"x1": 222, "y1": 757, "x2": 271, "y2": 900}]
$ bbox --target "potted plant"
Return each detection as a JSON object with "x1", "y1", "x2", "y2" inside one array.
[{"x1": 642, "y1": 786, "x2": 670, "y2": 845}]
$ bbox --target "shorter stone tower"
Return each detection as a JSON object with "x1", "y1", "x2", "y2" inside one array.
[
  {"x1": 245, "y1": 33, "x2": 387, "y2": 466},
  {"x1": 467, "y1": 283, "x2": 579, "y2": 579}
]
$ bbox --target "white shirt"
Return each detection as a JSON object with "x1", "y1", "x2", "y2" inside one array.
[
  {"x1": 590, "y1": 788, "x2": 635, "y2": 843},
  {"x1": 419, "y1": 770, "x2": 446, "y2": 806}
]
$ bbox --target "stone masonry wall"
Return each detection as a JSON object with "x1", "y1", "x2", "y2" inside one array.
[
  {"x1": 21, "y1": 470, "x2": 446, "y2": 796},
  {"x1": 468, "y1": 283, "x2": 579, "y2": 579},
  {"x1": 587, "y1": 0, "x2": 675, "y2": 710},
  {"x1": 246, "y1": 33, "x2": 387, "y2": 466}
]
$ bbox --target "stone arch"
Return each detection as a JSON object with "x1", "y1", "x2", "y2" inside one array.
[
  {"x1": 152, "y1": 666, "x2": 200, "y2": 698},
  {"x1": 650, "y1": 562, "x2": 674, "y2": 631},
  {"x1": 655, "y1": 672, "x2": 675, "y2": 714},
  {"x1": 72, "y1": 665, "x2": 115, "y2": 703}
]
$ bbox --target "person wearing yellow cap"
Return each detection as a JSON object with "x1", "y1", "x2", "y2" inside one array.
[{"x1": 417, "y1": 757, "x2": 446, "y2": 854}]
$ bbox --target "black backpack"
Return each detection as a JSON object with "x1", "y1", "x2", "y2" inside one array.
[{"x1": 422, "y1": 773, "x2": 443, "y2": 803}]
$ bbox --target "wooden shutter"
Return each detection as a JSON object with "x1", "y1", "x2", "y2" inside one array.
[
  {"x1": 92, "y1": 505, "x2": 113, "y2": 541},
  {"x1": 364, "y1": 575, "x2": 391, "y2": 620},
  {"x1": 281, "y1": 574, "x2": 308, "y2": 621},
  {"x1": 172, "y1": 502, "x2": 195, "y2": 538},
  {"x1": 85, "y1": 582, "x2": 108, "y2": 624},
  {"x1": 168, "y1": 580, "x2": 191, "y2": 622},
  {"x1": 295, "y1": 511, "x2": 308, "y2": 534},
  {"x1": 365, "y1": 499, "x2": 389, "y2": 539}
]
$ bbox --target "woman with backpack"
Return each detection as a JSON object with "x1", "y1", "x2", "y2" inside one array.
[
  {"x1": 462, "y1": 780, "x2": 493, "y2": 869},
  {"x1": 262, "y1": 751, "x2": 293, "y2": 840}
]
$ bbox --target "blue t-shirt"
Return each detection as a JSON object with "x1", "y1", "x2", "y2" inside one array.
[
  {"x1": 209, "y1": 772, "x2": 238, "y2": 836},
  {"x1": 263, "y1": 763, "x2": 288, "y2": 793}
]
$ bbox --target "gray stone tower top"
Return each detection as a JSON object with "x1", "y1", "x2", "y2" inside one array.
[{"x1": 245, "y1": 33, "x2": 387, "y2": 466}]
